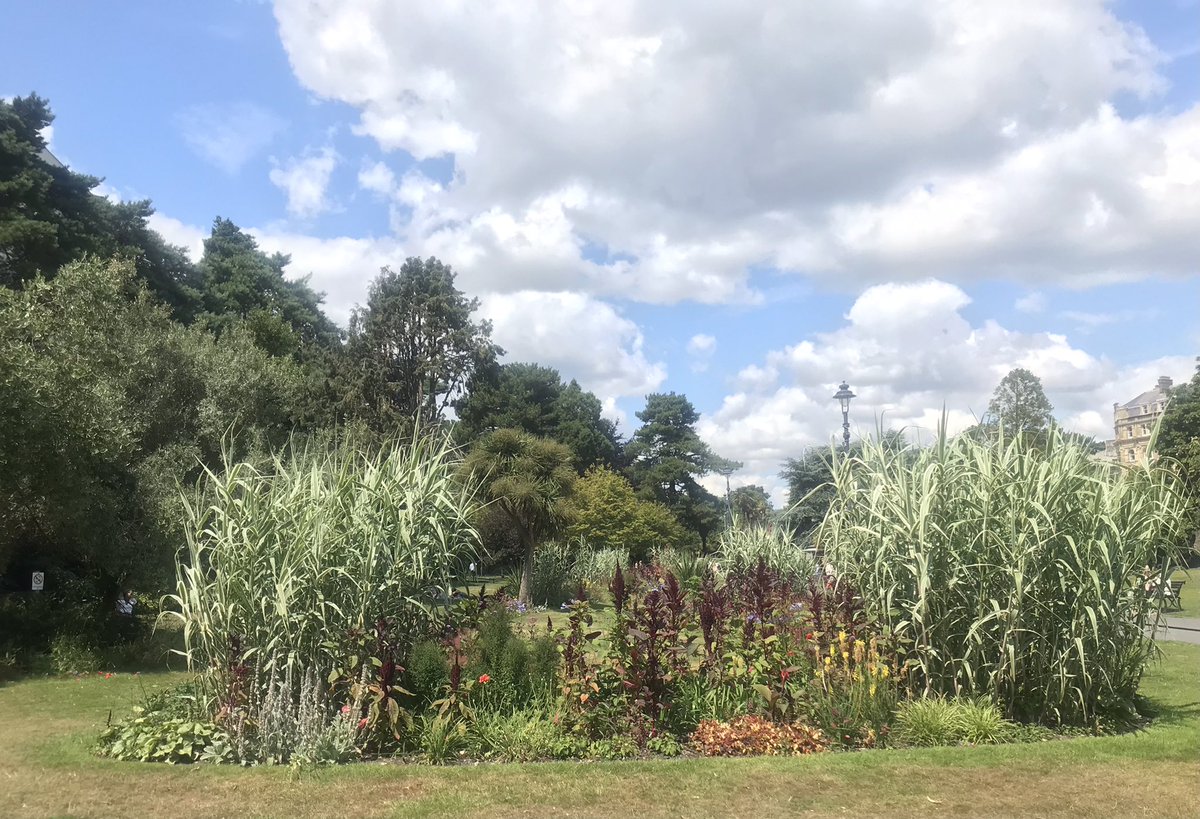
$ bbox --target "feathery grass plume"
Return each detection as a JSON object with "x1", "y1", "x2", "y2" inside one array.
[{"x1": 818, "y1": 419, "x2": 1189, "y2": 726}]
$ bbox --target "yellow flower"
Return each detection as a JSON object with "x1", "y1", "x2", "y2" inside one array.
[
  {"x1": 837, "y1": 630, "x2": 847, "y2": 644},
  {"x1": 882, "y1": 665, "x2": 891, "y2": 678},
  {"x1": 824, "y1": 656, "x2": 833, "y2": 667},
  {"x1": 869, "y1": 684, "x2": 877, "y2": 696}
]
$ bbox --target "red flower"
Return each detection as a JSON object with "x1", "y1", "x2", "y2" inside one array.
[
  {"x1": 357, "y1": 718, "x2": 368, "y2": 731},
  {"x1": 478, "y1": 674, "x2": 491, "y2": 684},
  {"x1": 805, "y1": 632, "x2": 814, "y2": 641},
  {"x1": 780, "y1": 669, "x2": 791, "y2": 682}
]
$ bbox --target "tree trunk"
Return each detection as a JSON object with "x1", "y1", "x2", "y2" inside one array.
[{"x1": 518, "y1": 530, "x2": 535, "y2": 606}]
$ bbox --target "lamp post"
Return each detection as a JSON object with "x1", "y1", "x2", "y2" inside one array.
[{"x1": 833, "y1": 381, "x2": 855, "y2": 454}]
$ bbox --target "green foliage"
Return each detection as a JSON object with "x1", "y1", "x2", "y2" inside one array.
[
  {"x1": 167, "y1": 430, "x2": 481, "y2": 703},
  {"x1": 405, "y1": 641, "x2": 449, "y2": 706},
  {"x1": 1157, "y1": 361, "x2": 1200, "y2": 509},
  {"x1": 571, "y1": 547, "x2": 631, "y2": 595},
  {"x1": 345, "y1": 257, "x2": 500, "y2": 430},
  {"x1": 462, "y1": 429, "x2": 576, "y2": 603},
  {"x1": 0, "y1": 258, "x2": 309, "y2": 598},
  {"x1": 98, "y1": 682, "x2": 225, "y2": 763},
  {"x1": 197, "y1": 218, "x2": 338, "y2": 356},
  {"x1": 49, "y1": 634, "x2": 102, "y2": 675},
  {"x1": 987, "y1": 367, "x2": 1055, "y2": 433},
  {"x1": 504, "y1": 541, "x2": 576, "y2": 608},
  {"x1": 471, "y1": 608, "x2": 559, "y2": 708},
  {"x1": 468, "y1": 708, "x2": 586, "y2": 761},
  {"x1": 568, "y1": 467, "x2": 693, "y2": 562},
  {"x1": 585, "y1": 736, "x2": 640, "y2": 760},
  {"x1": 715, "y1": 518, "x2": 815, "y2": 584},
  {"x1": 0, "y1": 95, "x2": 203, "y2": 316},
  {"x1": 416, "y1": 713, "x2": 467, "y2": 764},
  {"x1": 626, "y1": 392, "x2": 726, "y2": 548},
  {"x1": 728, "y1": 485, "x2": 772, "y2": 526},
  {"x1": 892, "y1": 697, "x2": 1013, "y2": 747},
  {"x1": 820, "y1": 422, "x2": 1191, "y2": 725},
  {"x1": 455, "y1": 362, "x2": 621, "y2": 472}
]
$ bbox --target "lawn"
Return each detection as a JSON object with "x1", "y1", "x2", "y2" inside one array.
[{"x1": 1, "y1": 643, "x2": 1197, "y2": 818}]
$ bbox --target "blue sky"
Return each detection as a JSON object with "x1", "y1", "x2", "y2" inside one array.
[{"x1": 5, "y1": 0, "x2": 1198, "y2": 498}]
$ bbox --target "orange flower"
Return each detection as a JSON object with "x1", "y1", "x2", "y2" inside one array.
[{"x1": 478, "y1": 674, "x2": 491, "y2": 684}]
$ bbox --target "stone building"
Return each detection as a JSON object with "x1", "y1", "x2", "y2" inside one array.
[{"x1": 1112, "y1": 376, "x2": 1173, "y2": 464}]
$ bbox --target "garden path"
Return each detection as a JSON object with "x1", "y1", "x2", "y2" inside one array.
[{"x1": 1156, "y1": 617, "x2": 1200, "y2": 645}]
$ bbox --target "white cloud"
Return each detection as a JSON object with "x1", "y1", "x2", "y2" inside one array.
[
  {"x1": 269, "y1": 146, "x2": 340, "y2": 218},
  {"x1": 176, "y1": 102, "x2": 285, "y2": 174},
  {"x1": 697, "y1": 279, "x2": 1194, "y2": 503},
  {"x1": 270, "y1": 0, "x2": 1198, "y2": 303},
  {"x1": 357, "y1": 160, "x2": 396, "y2": 197},
  {"x1": 147, "y1": 212, "x2": 207, "y2": 261},
  {"x1": 478, "y1": 291, "x2": 666, "y2": 427},
  {"x1": 687, "y1": 333, "x2": 717, "y2": 371},
  {"x1": 1015, "y1": 291, "x2": 1047, "y2": 313}
]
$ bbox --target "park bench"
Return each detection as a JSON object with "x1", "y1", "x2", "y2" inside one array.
[{"x1": 1166, "y1": 579, "x2": 1184, "y2": 611}]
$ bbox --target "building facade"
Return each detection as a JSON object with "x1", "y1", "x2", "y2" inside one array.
[{"x1": 1112, "y1": 376, "x2": 1173, "y2": 464}]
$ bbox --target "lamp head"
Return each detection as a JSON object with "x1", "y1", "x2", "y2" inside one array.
[{"x1": 833, "y1": 381, "x2": 856, "y2": 413}]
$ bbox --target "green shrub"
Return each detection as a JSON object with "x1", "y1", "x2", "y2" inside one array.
[
  {"x1": 167, "y1": 431, "x2": 481, "y2": 709},
  {"x1": 586, "y1": 735, "x2": 639, "y2": 760},
  {"x1": 417, "y1": 714, "x2": 466, "y2": 764},
  {"x1": 891, "y1": 698, "x2": 964, "y2": 747},
  {"x1": 821, "y1": 424, "x2": 1191, "y2": 725},
  {"x1": 646, "y1": 734, "x2": 683, "y2": 757},
  {"x1": 670, "y1": 677, "x2": 752, "y2": 732},
  {"x1": 715, "y1": 518, "x2": 815, "y2": 584},
  {"x1": 405, "y1": 641, "x2": 448, "y2": 706},
  {"x1": 50, "y1": 633, "x2": 102, "y2": 675},
  {"x1": 892, "y1": 697, "x2": 1013, "y2": 747},
  {"x1": 470, "y1": 608, "x2": 556, "y2": 711},
  {"x1": 504, "y1": 541, "x2": 575, "y2": 607},
  {"x1": 97, "y1": 683, "x2": 225, "y2": 763},
  {"x1": 469, "y1": 708, "x2": 585, "y2": 761}
]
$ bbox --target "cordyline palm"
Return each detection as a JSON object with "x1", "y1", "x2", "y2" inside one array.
[{"x1": 462, "y1": 428, "x2": 576, "y2": 604}]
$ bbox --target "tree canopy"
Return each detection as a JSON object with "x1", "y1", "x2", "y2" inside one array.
[
  {"x1": 461, "y1": 429, "x2": 576, "y2": 603},
  {"x1": 346, "y1": 258, "x2": 500, "y2": 431},
  {"x1": 626, "y1": 392, "x2": 725, "y2": 548},
  {"x1": 567, "y1": 467, "x2": 692, "y2": 561},
  {"x1": 1, "y1": 94, "x2": 203, "y2": 317},
  {"x1": 1157, "y1": 359, "x2": 1200, "y2": 509},
  {"x1": 987, "y1": 367, "x2": 1054, "y2": 433},
  {"x1": 454, "y1": 362, "x2": 621, "y2": 472}
]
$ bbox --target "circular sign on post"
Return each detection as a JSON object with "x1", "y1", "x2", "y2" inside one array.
[{"x1": 31, "y1": 571, "x2": 44, "y2": 591}]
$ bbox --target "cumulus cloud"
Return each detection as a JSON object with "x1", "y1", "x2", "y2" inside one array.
[
  {"x1": 271, "y1": 0, "x2": 1197, "y2": 302},
  {"x1": 357, "y1": 160, "x2": 396, "y2": 197},
  {"x1": 176, "y1": 101, "x2": 285, "y2": 174},
  {"x1": 697, "y1": 279, "x2": 1194, "y2": 503},
  {"x1": 270, "y1": 146, "x2": 340, "y2": 218},
  {"x1": 478, "y1": 291, "x2": 666, "y2": 428}
]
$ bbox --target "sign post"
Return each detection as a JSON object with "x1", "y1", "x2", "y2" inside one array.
[{"x1": 31, "y1": 571, "x2": 44, "y2": 591}]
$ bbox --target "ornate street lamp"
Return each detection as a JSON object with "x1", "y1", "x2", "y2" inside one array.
[{"x1": 833, "y1": 381, "x2": 855, "y2": 453}]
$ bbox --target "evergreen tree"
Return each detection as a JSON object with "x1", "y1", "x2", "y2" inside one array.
[{"x1": 346, "y1": 258, "x2": 500, "y2": 430}]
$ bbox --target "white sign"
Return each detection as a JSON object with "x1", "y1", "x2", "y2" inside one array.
[{"x1": 31, "y1": 572, "x2": 44, "y2": 591}]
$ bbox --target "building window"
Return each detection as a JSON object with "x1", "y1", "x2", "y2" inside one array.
[{"x1": 1127, "y1": 450, "x2": 1136, "y2": 462}]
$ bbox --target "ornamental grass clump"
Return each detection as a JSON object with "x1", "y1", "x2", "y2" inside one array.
[
  {"x1": 167, "y1": 429, "x2": 481, "y2": 719},
  {"x1": 819, "y1": 422, "x2": 1190, "y2": 726},
  {"x1": 715, "y1": 516, "x2": 816, "y2": 584}
]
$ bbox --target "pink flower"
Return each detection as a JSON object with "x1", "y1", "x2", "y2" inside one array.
[
  {"x1": 357, "y1": 718, "x2": 368, "y2": 731},
  {"x1": 340, "y1": 704, "x2": 351, "y2": 715}
]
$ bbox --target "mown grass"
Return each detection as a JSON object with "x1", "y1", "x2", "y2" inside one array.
[{"x1": 1, "y1": 642, "x2": 1197, "y2": 818}]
